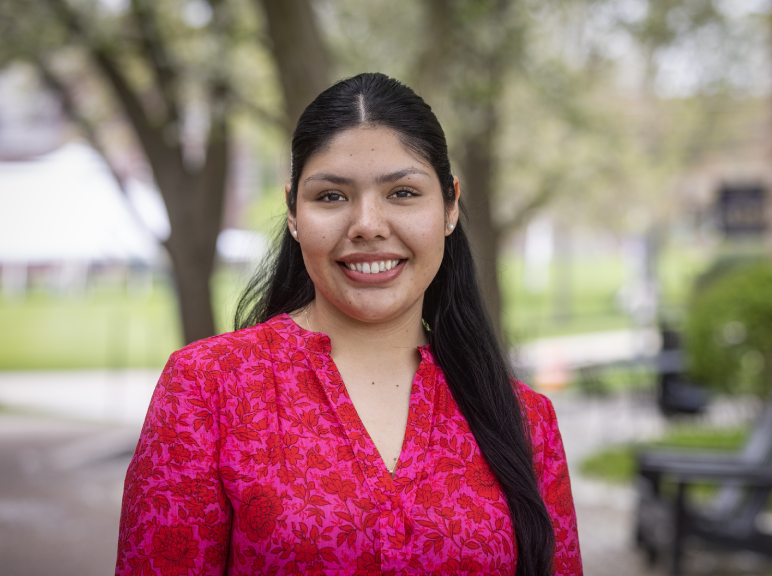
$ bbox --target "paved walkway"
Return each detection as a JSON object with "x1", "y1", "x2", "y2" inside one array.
[
  {"x1": 0, "y1": 371, "x2": 770, "y2": 575},
  {"x1": 0, "y1": 369, "x2": 158, "y2": 425},
  {"x1": 0, "y1": 413, "x2": 135, "y2": 576},
  {"x1": 517, "y1": 327, "x2": 661, "y2": 370}
]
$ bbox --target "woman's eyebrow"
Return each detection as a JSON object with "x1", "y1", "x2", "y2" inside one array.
[
  {"x1": 304, "y1": 173, "x2": 355, "y2": 186},
  {"x1": 303, "y1": 168, "x2": 430, "y2": 187},
  {"x1": 376, "y1": 168, "x2": 430, "y2": 184}
]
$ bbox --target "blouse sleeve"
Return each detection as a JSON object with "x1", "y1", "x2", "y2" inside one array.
[
  {"x1": 533, "y1": 394, "x2": 583, "y2": 576},
  {"x1": 115, "y1": 351, "x2": 231, "y2": 576}
]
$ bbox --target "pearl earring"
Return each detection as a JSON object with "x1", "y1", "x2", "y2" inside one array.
[
  {"x1": 449, "y1": 224, "x2": 455, "y2": 230},
  {"x1": 292, "y1": 230, "x2": 298, "y2": 238}
]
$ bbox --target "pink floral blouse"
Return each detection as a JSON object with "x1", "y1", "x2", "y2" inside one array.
[{"x1": 116, "y1": 314, "x2": 582, "y2": 575}]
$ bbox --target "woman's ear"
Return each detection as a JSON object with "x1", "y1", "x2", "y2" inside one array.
[
  {"x1": 285, "y1": 183, "x2": 299, "y2": 240},
  {"x1": 447, "y1": 176, "x2": 461, "y2": 234}
]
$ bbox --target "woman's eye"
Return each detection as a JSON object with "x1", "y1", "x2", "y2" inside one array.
[
  {"x1": 390, "y1": 188, "x2": 416, "y2": 199},
  {"x1": 318, "y1": 192, "x2": 346, "y2": 202}
]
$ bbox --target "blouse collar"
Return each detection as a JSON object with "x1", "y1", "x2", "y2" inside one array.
[{"x1": 267, "y1": 313, "x2": 434, "y2": 360}]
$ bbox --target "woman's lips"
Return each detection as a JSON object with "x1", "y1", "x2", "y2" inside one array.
[{"x1": 337, "y1": 259, "x2": 405, "y2": 284}]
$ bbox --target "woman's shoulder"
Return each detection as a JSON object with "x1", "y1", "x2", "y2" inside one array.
[
  {"x1": 512, "y1": 379, "x2": 557, "y2": 423},
  {"x1": 513, "y1": 381, "x2": 567, "y2": 470},
  {"x1": 166, "y1": 313, "x2": 306, "y2": 371}
]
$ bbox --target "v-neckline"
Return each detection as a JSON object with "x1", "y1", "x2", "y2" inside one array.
[
  {"x1": 275, "y1": 313, "x2": 437, "y2": 499},
  {"x1": 325, "y1": 351, "x2": 421, "y2": 479}
]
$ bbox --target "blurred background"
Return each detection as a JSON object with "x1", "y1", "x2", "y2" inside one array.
[{"x1": 1, "y1": 0, "x2": 772, "y2": 574}]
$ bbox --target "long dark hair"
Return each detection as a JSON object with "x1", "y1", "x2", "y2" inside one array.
[{"x1": 235, "y1": 73, "x2": 555, "y2": 576}]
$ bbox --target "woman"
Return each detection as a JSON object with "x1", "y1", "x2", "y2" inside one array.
[{"x1": 116, "y1": 73, "x2": 581, "y2": 576}]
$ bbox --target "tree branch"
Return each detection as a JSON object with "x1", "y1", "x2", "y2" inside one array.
[
  {"x1": 204, "y1": 78, "x2": 230, "y2": 164},
  {"x1": 412, "y1": 0, "x2": 455, "y2": 100},
  {"x1": 32, "y1": 54, "x2": 167, "y2": 240},
  {"x1": 45, "y1": 0, "x2": 169, "y2": 165},
  {"x1": 496, "y1": 173, "x2": 564, "y2": 235},
  {"x1": 258, "y1": 0, "x2": 331, "y2": 130},
  {"x1": 33, "y1": 55, "x2": 127, "y2": 193},
  {"x1": 129, "y1": 0, "x2": 180, "y2": 124},
  {"x1": 231, "y1": 91, "x2": 286, "y2": 131}
]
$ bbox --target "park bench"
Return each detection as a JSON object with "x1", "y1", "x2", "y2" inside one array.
[{"x1": 634, "y1": 399, "x2": 772, "y2": 575}]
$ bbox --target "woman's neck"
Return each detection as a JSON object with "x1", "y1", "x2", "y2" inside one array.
[{"x1": 301, "y1": 294, "x2": 428, "y2": 361}]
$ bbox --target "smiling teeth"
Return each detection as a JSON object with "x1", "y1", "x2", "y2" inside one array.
[{"x1": 345, "y1": 260, "x2": 401, "y2": 273}]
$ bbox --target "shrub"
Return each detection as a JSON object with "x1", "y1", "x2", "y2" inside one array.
[{"x1": 685, "y1": 261, "x2": 772, "y2": 398}]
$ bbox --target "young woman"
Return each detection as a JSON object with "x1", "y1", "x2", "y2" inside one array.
[{"x1": 116, "y1": 73, "x2": 582, "y2": 576}]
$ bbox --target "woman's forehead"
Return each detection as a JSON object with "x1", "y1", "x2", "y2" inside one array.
[{"x1": 300, "y1": 126, "x2": 436, "y2": 185}]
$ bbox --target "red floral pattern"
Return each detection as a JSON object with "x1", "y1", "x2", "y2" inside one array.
[
  {"x1": 116, "y1": 314, "x2": 582, "y2": 575},
  {"x1": 239, "y1": 485, "x2": 284, "y2": 541},
  {"x1": 150, "y1": 526, "x2": 199, "y2": 576}
]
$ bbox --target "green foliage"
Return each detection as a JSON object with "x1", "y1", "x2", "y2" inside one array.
[
  {"x1": 692, "y1": 253, "x2": 768, "y2": 293},
  {"x1": 685, "y1": 261, "x2": 772, "y2": 398}
]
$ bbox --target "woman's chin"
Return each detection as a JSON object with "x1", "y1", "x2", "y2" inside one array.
[
  {"x1": 340, "y1": 307, "x2": 409, "y2": 325},
  {"x1": 324, "y1": 295, "x2": 420, "y2": 326}
]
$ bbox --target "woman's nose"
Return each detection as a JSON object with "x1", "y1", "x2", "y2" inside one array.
[{"x1": 347, "y1": 195, "x2": 390, "y2": 242}]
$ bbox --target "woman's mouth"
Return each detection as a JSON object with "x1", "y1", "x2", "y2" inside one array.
[
  {"x1": 340, "y1": 259, "x2": 404, "y2": 274},
  {"x1": 337, "y1": 258, "x2": 406, "y2": 283}
]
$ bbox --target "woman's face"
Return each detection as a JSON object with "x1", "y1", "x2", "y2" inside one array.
[{"x1": 288, "y1": 126, "x2": 459, "y2": 325}]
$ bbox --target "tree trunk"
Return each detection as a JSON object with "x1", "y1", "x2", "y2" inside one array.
[
  {"x1": 154, "y1": 134, "x2": 229, "y2": 344},
  {"x1": 412, "y1": 0, "x2": 454, "y2": 103},
  {"x1": 456, "y1": 102, "x2": 504, "y2": 341},
  {"x1": 259, "y1": 0, "x2": 332, "y2": 129},
  {"x1": 166, "y1": 243, "x2": 217, "y2": 344},
  {"x1": 36, "y1": 0, "x2": 234, "y2": 345},
  {"x1": 413, "y1": 0, "x2": 513, "y2": 341}
]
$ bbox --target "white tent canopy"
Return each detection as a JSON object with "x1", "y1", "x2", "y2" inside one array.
[
  {"x1": 0, "y1": 141, "x2": 267, "y2": 276},
  {"x1": 0, "y1": 142, "x2": 160, "y2": 264}
]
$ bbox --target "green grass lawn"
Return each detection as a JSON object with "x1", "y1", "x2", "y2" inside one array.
[
  {"x1": 501, "y1": 245, "x2": 709, "y2": 342},
  {"x1": 501, "y1": 254, "x2": 631, "y2": 341},
  {"x1": 578, "y1": 423, "x2": 769, "y2": 509},
  {"x1": 0, "y1": 285, "x2": 179, "y2": 369},
  {"x1": 580, "y1": 424, "x2": 749, "y2": 485},
  {"x1": 0, "y1": 269, "x2": 248, "y2": 370},
  {"x1": 0, "y1": 245, "x2": 710, "y2": 370}
]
